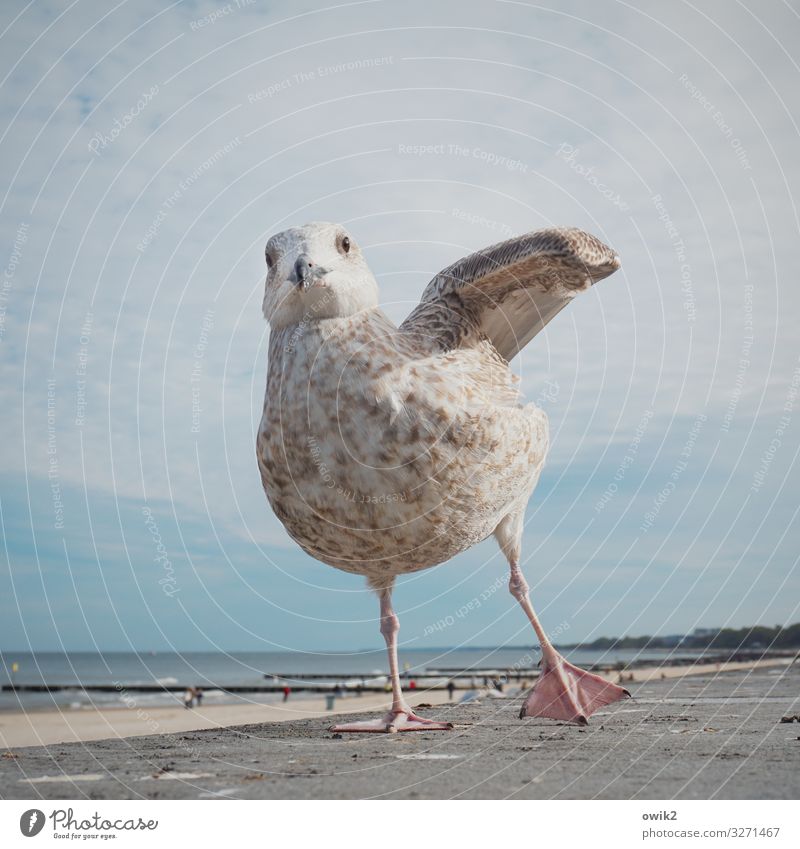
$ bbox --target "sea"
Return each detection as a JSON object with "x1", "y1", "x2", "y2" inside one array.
[{"x1": 0, "y1": 647, "x2": 703, "y2": 713}]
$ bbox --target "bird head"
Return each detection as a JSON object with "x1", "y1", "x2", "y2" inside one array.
[{"x1": 262, "y1": 222, "x2": 379, "y2": 329}]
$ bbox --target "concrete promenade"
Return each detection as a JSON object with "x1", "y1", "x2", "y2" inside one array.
[{"x1": 2, "y1": 665, "x2": 798, "y2": 800}]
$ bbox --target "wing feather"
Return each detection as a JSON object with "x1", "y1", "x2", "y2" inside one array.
[{"x1": 399, "y1": 227, "x2": 621, "y2": 361}]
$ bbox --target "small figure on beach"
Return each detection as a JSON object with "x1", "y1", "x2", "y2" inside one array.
[
  {"x1": 183, "y1": 687, "x2": 194, "y2": 709},
  {"x1": 257, "y1": 222, "x2": 626, "y2": 731},
  {"x1": 447, "y1": 681, "x2": 455, "y2": 701},
  {"x1": 282, "y1": 685, "x2": 291, "y2": 702},
  {"x1": 194, "y1": 687, "x2": 203, "y2": 706}
]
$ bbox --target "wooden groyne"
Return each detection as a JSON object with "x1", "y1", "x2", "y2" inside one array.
[
  {"x1": 1, "y1": 667, "x2": 539, "y2": 695},
  {"x1": 0, "y1": 681, "x2": 518, "y2": 695}
]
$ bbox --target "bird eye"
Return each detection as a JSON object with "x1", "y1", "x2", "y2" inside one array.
[
  {"x1": 265, "y1": 249, "x2": 275, "y2": 269},
  {"x1": 340, "y1": 235, "x2": 351, "y2": 255}
]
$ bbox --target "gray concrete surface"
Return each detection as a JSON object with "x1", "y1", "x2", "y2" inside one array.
[{"x1": 2, "y1": 665, "x2": 799, "y2": 800}]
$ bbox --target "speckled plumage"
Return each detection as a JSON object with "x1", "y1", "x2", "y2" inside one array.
[{"x1": 256, "y1": 224, "x2": 620, "y2": 590}]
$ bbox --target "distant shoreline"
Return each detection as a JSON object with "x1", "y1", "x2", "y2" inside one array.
[{"x1": 556, "y1": 622, "x2": 800, "y2": 652}]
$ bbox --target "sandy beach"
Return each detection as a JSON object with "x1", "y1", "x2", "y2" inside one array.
[
  {"x1": 0, "y1": 689, "x2": 456, "y2": 750},
  {"x1": 1, "y1": 662, "x2": 798, "y2": 800},
  {"x1": 0, "y1": 657, "x2": 792, "y2": 749}
]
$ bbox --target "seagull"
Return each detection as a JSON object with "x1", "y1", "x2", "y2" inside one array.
[{"x1": 256, "y1": 221, "x2": 628, "y2": 732}]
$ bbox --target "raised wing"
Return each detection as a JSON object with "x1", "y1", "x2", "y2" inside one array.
[{"x1": 399, "y1": 227, "x2": 620, "y2": 361}]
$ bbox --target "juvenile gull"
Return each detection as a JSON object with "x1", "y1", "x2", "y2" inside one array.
[{"x1": 256, "y1": 222, "x2": 627, "y2": 731}]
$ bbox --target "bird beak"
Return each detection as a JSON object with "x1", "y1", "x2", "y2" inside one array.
[{"x1": 291, "y1": 255, "x2": 329, "y2": 289}]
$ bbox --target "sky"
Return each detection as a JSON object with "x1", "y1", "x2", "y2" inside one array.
[{"x1": 1, "y1": 0, "x2": 799, "y2": 654}]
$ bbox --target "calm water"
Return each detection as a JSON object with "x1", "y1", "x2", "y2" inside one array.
[{"x1": 0, "y1": 647, "x2": 700, "y2": 712}]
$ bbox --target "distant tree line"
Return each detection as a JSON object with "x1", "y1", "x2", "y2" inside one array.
[{"x1": 561, "y1": 622, "x2": 800, "y2": 651}]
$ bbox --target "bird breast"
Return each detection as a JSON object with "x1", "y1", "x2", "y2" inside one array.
[{"x1": 257, "y1": 309, "x2": 547, "y2": 576}]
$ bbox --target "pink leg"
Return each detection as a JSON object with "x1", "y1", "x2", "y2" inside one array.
[
  {"x1": 509, "y1": 566, "x2": 630, "y2": 725},
  {"x1": 329, "y1": 588, "x2": 453, "y2": 733}
]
